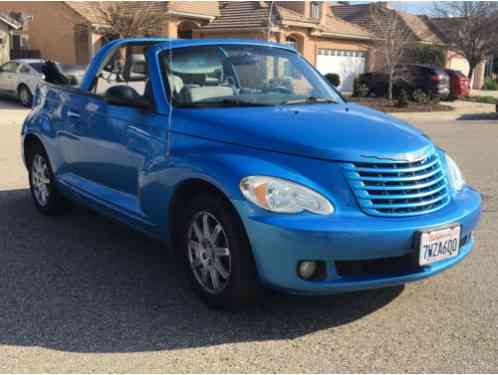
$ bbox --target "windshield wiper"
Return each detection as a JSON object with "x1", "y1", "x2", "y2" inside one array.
[
  {"x1": 177, "y1": 98, "x2": 273, "y2": 108},
  {"x1": 281, "y1": 96, "x2": 338, "y2": 105},
  {"x1": 217, "y1": 98, "x2": 273, "y2": 107}
]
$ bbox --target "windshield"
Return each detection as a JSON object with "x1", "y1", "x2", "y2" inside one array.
[{"x1": 160, "y1": 45, "x2": 344, "y2": 108}]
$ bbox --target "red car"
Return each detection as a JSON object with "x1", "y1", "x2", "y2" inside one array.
[{"x1": 445, "y1": 69, "x2": 470, "y2": 99}]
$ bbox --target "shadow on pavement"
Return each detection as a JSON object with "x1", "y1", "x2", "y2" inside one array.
[
  {"x1": 457, "y1": 113, "x2": 498, "y2": 121},
  {"x1": 0, "y1": 97, "x2": 27, "y2": 110},
  {"x1": 0, "y1": 188, "x2": 403, "y2": 353}
]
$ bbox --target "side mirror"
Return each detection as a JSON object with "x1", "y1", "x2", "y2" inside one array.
[{"x1": 104, "y1": 85, "x2": 151, "y2": 110}]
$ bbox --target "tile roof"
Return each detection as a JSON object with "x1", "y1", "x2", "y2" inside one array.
[
  {"x1": 424, "y1": 16, "x2": 461, "y2": 45},
  {"x1": 200, "y1": 2, "x2": 281, "y2": 31},
  {"x1": 331, "y1": 3, "x2": 441, "y2": 44},
  {"x1": 396, "y1": 11, "x2": 442, "y2": 44},
  {"x1": 0, "y1": 12, "x2": 23, "y2": 29},
  {"x1": 199, "y1": 0, "x2": 368, "y2": 40},
  {"x1": 65, "y1": 1, "x2": 219, "y2": 26},
  {"x1": 319, "y1": 15, "x2": 371, "y2": 39},
  {"x1": 168, "y1": 1, "x2": 220, "y2": 18}
]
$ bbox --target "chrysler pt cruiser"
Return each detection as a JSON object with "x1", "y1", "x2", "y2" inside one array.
[{"x1": 21, "y1": 38, "x2": 481, "y2": 308}]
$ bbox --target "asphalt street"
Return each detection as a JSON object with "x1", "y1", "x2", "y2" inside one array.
[{"x1": 0, "y1": 99, "x2": 496, "y2": 372}]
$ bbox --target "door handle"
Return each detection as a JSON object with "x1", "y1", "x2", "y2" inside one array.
[{"x1": 67, "y1": 110, "x2": 80, "y2": 119}]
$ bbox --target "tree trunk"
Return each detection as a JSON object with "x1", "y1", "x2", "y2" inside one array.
[
  {"x1": 467, "y1": 63, "x2": 476, "y2": 87},
  {"x1": 388, "y1": 73, "x2": 394, "y2": 103}
]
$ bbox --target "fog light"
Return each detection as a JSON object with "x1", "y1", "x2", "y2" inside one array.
[{"x1": 298, "y1": 261, "x2": 318, "y2": 280}]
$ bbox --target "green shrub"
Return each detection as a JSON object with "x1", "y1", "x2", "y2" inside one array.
[
  {"x1": 324, "y1": 73, "x2": 340, "y2": 87},
  {"x1": 397, "y1": 89, "x2": 410, "y2": 107},
  {"x1": 483, "y1": 79, "x2": 498, "y2": 91}
]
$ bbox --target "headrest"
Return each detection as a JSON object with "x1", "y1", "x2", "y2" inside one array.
[{"x1": 124, "y1": 54, "x2": 147, "y2": 81}]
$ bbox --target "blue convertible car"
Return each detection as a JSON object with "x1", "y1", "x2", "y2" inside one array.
[{"x1": 22, "y1": 38, "x2": 481, "y2": 308}]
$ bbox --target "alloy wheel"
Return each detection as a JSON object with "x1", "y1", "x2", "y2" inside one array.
[
  {"x1": 187, "y1": 211, "x2": 231, "y2": 294},
  {"x1": 31, "y1": 154, "x2": 50, "y2": 207}
]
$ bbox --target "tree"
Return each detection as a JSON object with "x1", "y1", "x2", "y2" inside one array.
[
  {"x1": 92, "y1": 2, "x2": 169, "y2": 40},
  {"x1": 369, "y1": 4, "x2": 414, "y2": 102},
  {"x1": 432, "y1": 1, "x2": 498, "y2": 81}
]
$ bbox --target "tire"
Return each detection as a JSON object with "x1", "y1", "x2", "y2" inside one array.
[
  {"x1": 18, "y1": 85, "x2": 33, "y2": 107},
  {"x1": 178, "y1": 192, "x2": 260, "y2": 310},
  {"x1": 412, "y1": 88, "x2": 429, "y2": 104},
  {"x1": 27, "y1": 142, "x2": 68, "y2": 215}
]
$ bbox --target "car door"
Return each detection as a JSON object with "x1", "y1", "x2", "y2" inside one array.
[
  {"x1": 60, "y1": 46, "x2": 168, "y2": 220},
  {"x1": 0, "y1": 62, "x2": 19, "y2": 93}
]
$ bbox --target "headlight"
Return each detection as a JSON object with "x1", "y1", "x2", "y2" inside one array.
[
  {"x1": 240, "y1": 176, "x2": 334, "y2": 215},
  {"x1": 445, "y1": 154, "x2": 465, "y2": 191}
]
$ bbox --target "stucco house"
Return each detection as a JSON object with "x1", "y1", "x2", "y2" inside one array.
[
  {"x1": 0, "y1": 1, "x2": 220, "y2": 64},
  {"x1": 332, "y1": 2, "x2": 487, "y2": 89},
  {"x1": 0, "y1": 12, "x2": 23, "y2": 64},
  {"x1": 0, "y1": 1, "x2": 485, "y2": 90},
  {"x1": 194, "y1": 1, "x2": 373, "y2": 92},
  {"x1": 0, "y1": 1, "x2": 373, "y2": 92}
]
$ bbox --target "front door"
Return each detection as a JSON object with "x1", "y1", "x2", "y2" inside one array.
[{"x1": 59, "y1": 45, "x2": 168, "y2": 219}]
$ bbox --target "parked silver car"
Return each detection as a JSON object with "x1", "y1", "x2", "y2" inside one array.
[{"x1": 0, "y1": 59, "x2": 87, "y2": 107}]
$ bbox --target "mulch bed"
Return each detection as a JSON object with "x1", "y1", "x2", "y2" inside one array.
[{"x1": 347, "y1": 97, "x2": 454, "y2": 113}]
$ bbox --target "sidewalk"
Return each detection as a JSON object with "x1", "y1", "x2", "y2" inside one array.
[
  {"x1": 471, "y1": 90, "x2": 498, "y2": 98},
  {"x1": 391, "y1": 99, "x2": 496, "y2": 122}
]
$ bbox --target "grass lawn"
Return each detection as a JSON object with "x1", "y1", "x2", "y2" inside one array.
[{"x1": 460, "y1": 96, "x2": 498, "y2": 104}]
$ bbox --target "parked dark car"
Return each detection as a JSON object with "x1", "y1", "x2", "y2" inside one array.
[
  {"x1": 445, "y1": 69, "x2": 470, "y2": 99},
  {"x1": 356, "y1": 64, "x2": 450, "y2": 101}
]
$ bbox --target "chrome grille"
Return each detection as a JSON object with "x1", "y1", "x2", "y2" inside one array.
[{"x1": 344, "y1": 153, "x2": 450, "y2": 217}]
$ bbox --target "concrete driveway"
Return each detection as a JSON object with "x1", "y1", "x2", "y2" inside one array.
[{"x1": 0, "y1": 100, "x2": 496, "y2": 372}]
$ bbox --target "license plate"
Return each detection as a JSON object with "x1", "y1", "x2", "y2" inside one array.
[{"x1": 419, "y1": 225, "x2": 461, "y2": 266}]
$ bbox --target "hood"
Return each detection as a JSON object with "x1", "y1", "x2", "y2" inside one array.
[{"x1": 172, "y1": 102, "x2": 434, "y2": 162}]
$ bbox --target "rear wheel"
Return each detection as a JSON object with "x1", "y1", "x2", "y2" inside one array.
[
  {"x1": 18, "y1": 85, "x2": 33, "y2": 107},
  {"x1": 412, "y1": 88, "x2": 429, "y2": 104},
  {"x1": 178, "y1": 192, "x2": 260, "y2": 309},
  {"x1": 28, "y1": 143, "x2": 68, "y2": 215}
]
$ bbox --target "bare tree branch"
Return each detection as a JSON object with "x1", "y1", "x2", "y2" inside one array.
[
  {"x1": 92, "y1": 2, "x2": 169, "y2": 40},
  {"x1": 432, "y1": 1, "x2": 498, "y2": 80},
  {"x1": 369, "y1": 4, "x2": 415, "y2": 101}
]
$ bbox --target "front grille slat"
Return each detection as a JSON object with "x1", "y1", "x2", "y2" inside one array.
[
  {"x1": 345, "y1": 156, "x2": 439, "y2": 174},
  {"x1": 348, "y1": 168, "x2": 442, "y2": 182},
  {"x1": 344, "y1": 152, "x2": 450, "y2": 217}
]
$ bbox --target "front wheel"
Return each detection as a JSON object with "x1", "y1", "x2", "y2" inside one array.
[
  {"x1": 179, "y1": 192, "x2": 260, "y2": 309},
  {"x1": 18, "y1": 85, "x2": 33, "y2": 107}
]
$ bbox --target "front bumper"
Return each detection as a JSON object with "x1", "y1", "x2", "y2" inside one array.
[{"x1": 237, "y1": 186, "x2": 481, "y2": 294}]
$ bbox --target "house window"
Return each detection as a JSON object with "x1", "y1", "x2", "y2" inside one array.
[
  {"x1": 286, "y1": 36, "x2": 298, "y2": 51},
  {"x1": 311, "y1": 2, "x2": 321, "y2": 19},
  {"x1": 178, "y1": 21, "x2": 198, "y2": 40}
]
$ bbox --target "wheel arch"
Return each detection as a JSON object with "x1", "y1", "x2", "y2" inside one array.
[
  {"x1": 168, "y1": 178, "x2": 244, "y2": 247},
  {"x1": 23, "y1": 133, "x2": 45, "y2": 167}
]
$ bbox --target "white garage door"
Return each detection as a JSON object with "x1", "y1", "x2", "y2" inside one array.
[
  {"x1": 449, "y1": 57, "x2": 470, "y2": 77},
  {"x1": 316, "y1": 49, "x2": 367, "y2": 92}
]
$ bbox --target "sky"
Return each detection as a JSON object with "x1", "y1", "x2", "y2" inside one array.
[{"x1": 351, "y1": 1, "x2": 436, "y2": 15}]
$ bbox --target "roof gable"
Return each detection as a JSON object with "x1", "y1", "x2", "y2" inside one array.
[
  {"x1": 331, "y1": 3, "x2": 441, "y2": 44},
  {"x1": 0, "y1": 12, "x2": 23, "y2": 29}
]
